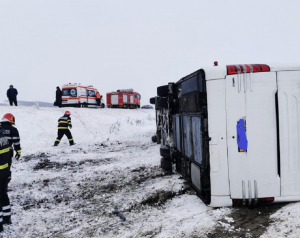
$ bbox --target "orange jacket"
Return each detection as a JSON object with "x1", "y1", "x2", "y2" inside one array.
[{"x1": 96, "y1": 92, "x2": 100, "y2": 99}]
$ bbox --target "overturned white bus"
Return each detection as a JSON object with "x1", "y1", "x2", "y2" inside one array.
[{"x1": 151, "y1": 63, "x2": 300, "y2": 207}]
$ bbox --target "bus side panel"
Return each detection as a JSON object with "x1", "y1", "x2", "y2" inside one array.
[
  {"x1": 206, "y1": 79, "x2": 230, "y2": 196},
  {"x1": 246, "y1": 72, "x2": 280, "y2": 198},
  {"x1": 278, "y1": 71, "x2": 300, "y2": 196}
]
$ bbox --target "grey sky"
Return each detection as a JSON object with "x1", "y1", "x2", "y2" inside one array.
[{"x1": 1, "y1": 0, "x2": 300, "y2": 104}]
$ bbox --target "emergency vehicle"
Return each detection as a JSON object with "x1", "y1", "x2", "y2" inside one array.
[
  {"x1": 61, "y1": 83, "x2": 105, "y2": 108},
  {"x1": 106, "y1": 89, "x2": 141, "y2": 109},
  {"x1": 151, "y1": 63, "x2": 300, "y2": 207}
]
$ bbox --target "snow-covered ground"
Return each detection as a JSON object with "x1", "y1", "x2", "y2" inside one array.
[
  {"x1": 262, "y1": 203, "x2": 300, "y2": 238},
  {"x1": 0, "y1": 106, "x2": 232, "y2": 237},
  {"x1": 0, "y1": 105, "x2": 298, "y2": 237}
]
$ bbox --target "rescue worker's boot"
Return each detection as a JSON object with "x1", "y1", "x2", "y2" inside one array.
[
  {"x1": 69, "y1": 138, "x2": 75, "y2": 146},
  {"x1": 54, "y1": 141, "x2": 59, "y2": 146},
  {"x1": 2, "y1": 205, "x2": 11, "y2": 225},
  {"x1": 3, "y1": 216, "x2": 11, "y2": 225}
]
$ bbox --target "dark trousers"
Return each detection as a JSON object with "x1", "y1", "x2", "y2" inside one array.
[
  {"x1": 0, "y1": 177, "x2": 11, "y2": 226},
  {"x1": 55, "y1": 129, "x2": 74, "y2": 145},
  {"x1": 7, "y1": 151, "x2": 13, "y2": 185},
  {"x1": 96, "y1": 99, "x2": 100, "y2": 106},
  {"x1": 9, "y1": 99, "x2": 17, "y2": 106},
  {"x1": 9, "y1": 151, "x2": 13, "y2": 168}
]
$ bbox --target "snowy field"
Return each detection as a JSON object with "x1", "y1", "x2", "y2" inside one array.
[{"x1": 0, "y1": 105, "x2": 298, "y2": 238}]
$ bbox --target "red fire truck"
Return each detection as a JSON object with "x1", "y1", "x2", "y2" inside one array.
[{"x1": 106, "y1": 89, "x2": 141, "y2": 109}]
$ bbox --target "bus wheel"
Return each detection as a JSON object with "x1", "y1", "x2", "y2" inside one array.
[
  {"x1": 160, "y1": 146, "x2": 170, "y2": 158},
  {"x1": 161, "y1": 157, "x2": 172, "y2": 172}
]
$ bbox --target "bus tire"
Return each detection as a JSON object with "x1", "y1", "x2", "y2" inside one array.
[
  {"x1": 161, "y1": 157, "x2": 172, "y2": 172},
  {"x1": 160, "y1": 146, "x2": 170, "y2": 157}
]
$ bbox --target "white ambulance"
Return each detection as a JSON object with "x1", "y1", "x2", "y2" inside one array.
[
  {"x1": 61, "y1": 83, "x2": 104, "y2": 108},
  {"x1": 153, "y1": 63, "x2": 300, "y2": 207}
]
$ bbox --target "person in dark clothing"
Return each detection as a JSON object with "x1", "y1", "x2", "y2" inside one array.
[
  {"x1": 0, "y1": 134, "x2": 12, "y2": 231},
  {"x1": 96, "y1": 91, "x2": 101, "y2": 107},
  {"x1": 56, "y1": 87, "x2": 63, "y2": 108},
  {"x1": 0, "y1": 113, "x2": 21, "y2": 205},
  {"x1": 6, "y1": 85, "x2": 18, "y2": 106},
  {"x1": 0, "y1": 114, "x2": 21, "y2": 167},
  {"x1": 54, "y1": 111, "x2": 75, "y2": 146},
  {"x1": 0, "y1": 120, "x2": 16, "y2": 230}
]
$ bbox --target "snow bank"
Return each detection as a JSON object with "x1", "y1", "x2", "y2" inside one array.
[
  {"x1": 262, "y1": 202, "x2": 300, "y2": 238},
  {"x1": 0, "y1": 106, "x2": 156, "y2": 155}
]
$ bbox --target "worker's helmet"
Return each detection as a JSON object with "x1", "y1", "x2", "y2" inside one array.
[
  {"x1": 64, "y1": 111, "x2": 71, "y2": 116},
  {"x1": 2, "y1": 113, "x2": 15, "y2": 125}
]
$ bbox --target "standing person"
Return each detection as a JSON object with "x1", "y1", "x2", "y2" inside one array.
[
  {"x1": 6, "y1": 85, "x2": 18, "y2": 106},
  {"x1": 54, "y1": 111, "x2": 75, "y2": 146},
  {"x1": 0, "y1": 113, "x2": 21, "y2": 177},
  {"x1": 0, "y1": 113, "x2": 21, "y2": 226},
  {"x1": 56, "y1": 87, "x2": 63, "y2": 108},
  {"x1": 0, "y1": 130, "x2": 12, "y2": 231},
  {"x1": 96, "y1": 91, "x2": 101, "y2": 107}
]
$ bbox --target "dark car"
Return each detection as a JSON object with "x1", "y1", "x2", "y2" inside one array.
[{"x1": 141, "y1": 105, "x2": 154, "y2": 109}]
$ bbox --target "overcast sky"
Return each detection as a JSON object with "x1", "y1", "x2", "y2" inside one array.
[{"x1": 1, "y1": 0, "x2": 300, "y2": 104}]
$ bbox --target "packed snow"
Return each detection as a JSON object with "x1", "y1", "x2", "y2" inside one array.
[{"x1": 0, "y1": 106, "x2": 232, "y2": 238}]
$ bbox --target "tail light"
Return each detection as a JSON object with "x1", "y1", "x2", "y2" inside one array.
[
  {"x1": 265, "y1": 197, "x2": 274, "y2": 202},
  {"x1": 232, "y1": 197, "x2": 274, "y2": 206},
  {"x1": 227, "y1": 64, "x2": 270, "y2": 75}
]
